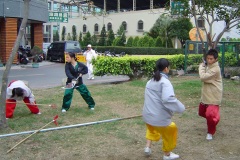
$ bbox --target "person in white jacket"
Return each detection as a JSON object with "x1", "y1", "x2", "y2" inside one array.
[
  {"x1": 6, "y1": 80, "x2": 41, "y2": 118},
  {"x1": 83, "y1": 44, "x2": 98, "y2": 80},
  {"x1": 142, "y1": 58, "x2": 185, "y2": 160}
]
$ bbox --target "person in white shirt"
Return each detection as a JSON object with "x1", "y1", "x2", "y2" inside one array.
[
  {"x1": 83, "y1": 44, "x2": 98, "y2": 80},
  {"x1": 6, "y1": 80, "x2": 41, "y2": 118}
]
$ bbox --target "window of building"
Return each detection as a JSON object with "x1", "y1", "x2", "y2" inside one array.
[
  {"x1": 71, "y1": 6, "x2": 79, "y2": 12},
  {"x1": 107, "y1": 23, "x2": 112, "y2": 31},
  {"x1": 94, "y1": 23, "x2": 99, "y2": 33},
  {"x1": 122, "y1": 21, "x2": 127, "y2": 31},
  {"x1": 61, "y1": 4, "x2": 70, "y2": 12},
  {"x1": 53, "y1": 25, "x2": 58, "y2": 34},
  {"x1": 197, "y1": 17, "x2": 205, "y2": 28},
  {"x1": 83, "y1": 24, "x2": 87, "y2": 33},
  {"x1": 53, "y1": 2, "x2": 59, "y2": 11},
  {"x1": 138, "y1": 20, "x2": 144, "y2": 31},
  {"x1": 48, "y1": 2, "x2": 51, "y2": 10},
  {"x1": 46, "y1": 25, "x2": 51, "y2": 34}
]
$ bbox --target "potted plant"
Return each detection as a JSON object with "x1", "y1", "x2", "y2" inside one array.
[{"x1": 30, "y1": 46, "x2": 43, "y2": 68}]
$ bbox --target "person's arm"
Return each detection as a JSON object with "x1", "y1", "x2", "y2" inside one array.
[
  {"x1": 161, "y1": 82, "x2": 185, "y2": 113},
  {"x1": 77, "y1": 62, "x2": 88, "y2": 75},
  {"x1": 24, "y1": 86, "x2": 35, "y2": 104},
  {"x1": 65, "y1": 63, "x2": 75, "y2": 80},
  {"x1": 6, "y1": 88, "x2": 12, "y2": 99},
  {"x1": 199, "y1": 64, "x2": 216, "y2": 83}
]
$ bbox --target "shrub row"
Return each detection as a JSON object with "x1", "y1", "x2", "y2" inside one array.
[
  {"x1": 93, "y1": 53, "x2": 238, "y2": 79},
  {"x1": 92, "y1": 46, "x2": 184, "y2": 55}
]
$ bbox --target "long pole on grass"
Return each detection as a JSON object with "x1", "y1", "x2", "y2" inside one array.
[
  {"x1": 1, "y1": 115, "x2": 142, "y2": 139},
  {"x1": 6, "y1": 101, "x2": 57, "y2": 108},
  {"x1": 7, "y1": 115, "x2": 58, "y2": 153}
]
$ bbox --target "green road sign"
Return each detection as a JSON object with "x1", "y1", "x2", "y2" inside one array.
[{"x1": 49, "y1": 12, "x2": 68, "y2": 23}]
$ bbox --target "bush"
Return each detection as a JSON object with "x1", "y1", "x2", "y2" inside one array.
[
  {"x1": 93, "y1": 55, "x2": 185, "y2": 80},
  {"x1": 92, "y1": 46, "x2": 183, "y2": 55},
  {"x1": 93, "y1": 53, "x2": 239, "y2": 80}
]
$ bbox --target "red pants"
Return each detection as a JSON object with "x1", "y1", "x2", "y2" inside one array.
[
  {"x1": 198, "y1": 103, "x2": 220, "y2": 135},
  {"x1": 6, "y1": 98, "x2": 39, "y2": 118}
]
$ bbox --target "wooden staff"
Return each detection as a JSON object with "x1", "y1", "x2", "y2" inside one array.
[
  {"x1": 6, "y1": 101, "x2": 57, "y2": 108},
  {"x1": 7, "y1": 115, "x2": 59, "y2": 153}
]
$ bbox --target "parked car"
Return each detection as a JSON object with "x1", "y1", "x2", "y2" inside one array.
[{"x1": 47, "y1": 41, "x2": 81, "y2": 62}]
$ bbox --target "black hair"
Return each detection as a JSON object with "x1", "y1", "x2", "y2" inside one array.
[
  {"x1": 11, "y1": 87, "x2": 24, "y2": 98},
  {"x1": 66, "y1": 52, "x2": 77, "y2": 61},
  {"x1": 207, "y1": 49, "x2": 218, "y2": 59},
  {"x1": 153, "y1": 58, "x2": 170, "y2": 81}
]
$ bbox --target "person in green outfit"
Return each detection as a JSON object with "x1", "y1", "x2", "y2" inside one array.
[{"x1": 61, "y1": 52, "x2": 95, "y2": 112}]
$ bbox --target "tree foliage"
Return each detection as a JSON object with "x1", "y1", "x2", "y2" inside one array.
[
  {"x1": 132, "y1": 36, "x2": 140, "y2": 47},
  {"x1": 148, "y1": 14, "x2": 174, "y2": 48},
  {"x1": 91, "y1": 34, "x2": 98, "y2": 46},
  {"x1": 61, "y1": 26, "x2": 66, "y2": 41},
  {"x1": 177, "y1": 0, "x2": 240, "y2": 50},
  {"x1": 126, "y1": 36, "x2": 134, "y2": 47},
  {"x1": 98, "y1": 24, "x2": 107, "y2": 46},
  {"x1": 155, "y1": 36, "x2": 163, "y2": 47},
  {"x1": 169, "y1": 18, "x2": 193, "y2": 48},
  {"x1": 78, "y1": 31, "x2": 83, "y2": 47},
  {"x1": 53, "y1": 30, "x2": 60, "y2": 42},
  {"x1": 107, "y1": 29, "x2": 115, "y2": 46},
  {"x1": 72, "y1": 25, "x2": 77, "y2": 41},
  {"x1": 115, "y1": 24, "x2": 126, "y2": 46},
  {"x1": 83, "y1": 31, "x2": 92, "y2": 46},
  {"x1": 66, "y1": 33, "x2": 72, "y2": 41}
]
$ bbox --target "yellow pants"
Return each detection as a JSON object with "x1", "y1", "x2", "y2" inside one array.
[{"x1": 146, "y1": 122, "x2": 177, "y2": 152}]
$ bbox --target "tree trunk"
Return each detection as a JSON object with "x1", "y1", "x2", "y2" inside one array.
[{"x1": 0, "y1": 0, "x2": 30, "y2": 129}]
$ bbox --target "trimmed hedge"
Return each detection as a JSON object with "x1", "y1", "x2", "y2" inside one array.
[
  {"x1": 93, "y1": 55, "x2": 184, "y2": 80},
  {"x1": 93, "y1": 53, "x2": 238, "y2": 80},
  {"x1": 92, "y1": 46, "x2": 183, "y2": 55}
]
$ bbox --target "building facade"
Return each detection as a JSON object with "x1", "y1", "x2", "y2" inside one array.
[
  {"x1": 0, "y1": 0, "x2": 48, "y2": 63},
  {"x1": 44, "y1": 0, "x2": 239, "y2": 46}
]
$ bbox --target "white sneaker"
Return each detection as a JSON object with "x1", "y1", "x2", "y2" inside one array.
[
  {"x1": 90, "y1": 108, "x2": 94, "y2": 111},
  {"x1": 163, "y1": 152, "x2": 179, "y2": 160},
  {"x1": 144, "y1": 147, "x2": 151, "y2": 156},
  {"x1": 206, "y1": 133, "x2": 213, "y2": 140},
  {"x1": 37, "y1": 112, "x2": 41, "y2": 115},
  {"x1": 90, "y1": 77, "x2": 94, "y2": 80},
  {"x1": 62, "y1": 109, "x2": 66, "y2": 113},
  {"x1": 87, "y1": 77, "x2": 91, "y2": 80}
]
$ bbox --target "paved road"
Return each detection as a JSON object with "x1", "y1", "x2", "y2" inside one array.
[{"x1": 0, "y1": 61, "x2": 129, "y2": 89}]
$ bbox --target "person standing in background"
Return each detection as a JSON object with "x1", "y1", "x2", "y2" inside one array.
[{"x1": 83, "y1": 44, "x2": 98, "y2": 80}]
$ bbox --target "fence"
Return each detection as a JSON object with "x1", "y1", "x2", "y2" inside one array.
[{"x1": 184, "y1": 40, "x2": 240, "y2": 75}]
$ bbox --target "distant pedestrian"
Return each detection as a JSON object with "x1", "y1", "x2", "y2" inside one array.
[
  {"x1": 198, "y1": 49, "x2": 223, "y2": 140},
  {"x1": 142, "y1": 58, "x2": 185, "y2": 160},
  {"x1": 61, "y1": 52, "x2": 95, "y2": 113},
  {"x1": 6, "y1": 80, "x2": 41, "y2": 119},
  {"x1": 83, "y1": 44, "x2": 98, "y2": 80}
]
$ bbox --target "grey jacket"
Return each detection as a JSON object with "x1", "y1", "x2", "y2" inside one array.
[{"x1": 142, "y1": 73, "x2": 185, "y2": 126}]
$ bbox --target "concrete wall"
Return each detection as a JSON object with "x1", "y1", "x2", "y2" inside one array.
[
  {"x1": 0, "y1": 0, "x2": 48, "y2": 22},
  {"x1": 54, "y1": 9, "x2": 165, "y2": 40}
]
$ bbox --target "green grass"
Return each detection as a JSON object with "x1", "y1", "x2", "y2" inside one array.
[{"x1": 0, "y1": 76, "x2": 240, "y2": 160}]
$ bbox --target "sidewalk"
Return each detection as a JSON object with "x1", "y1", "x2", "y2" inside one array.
[{"x1": 0, "y1": 61, "x2": 56, "y2": 70}]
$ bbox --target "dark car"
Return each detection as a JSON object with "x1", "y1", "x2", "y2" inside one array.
[{"x1": 47, "y1": 41, "x2": 81, "y2": 62}]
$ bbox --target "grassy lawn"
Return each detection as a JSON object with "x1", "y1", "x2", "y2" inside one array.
[{"x1": 0, "y1": 76, "x2": 239, "y2": 160}]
